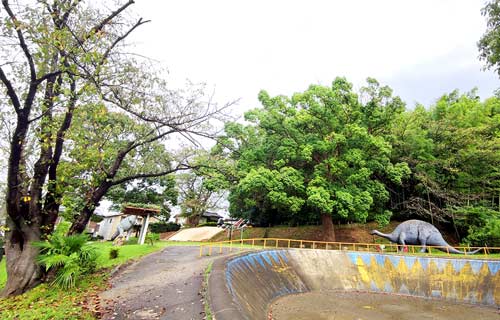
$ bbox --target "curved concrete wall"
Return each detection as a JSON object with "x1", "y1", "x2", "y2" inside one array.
[{"x1": 210, "y1": 249, "x2": 500, "y2": 320}]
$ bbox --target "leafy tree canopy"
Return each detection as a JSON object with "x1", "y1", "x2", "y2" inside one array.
[{"x1": 220, "y1": 78, "x2": 410, "y2": 232}]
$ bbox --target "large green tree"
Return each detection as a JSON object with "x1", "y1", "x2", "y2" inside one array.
[
  {"x1": 390, "y1": 90, "x2": 500, "y2": 245},
  {"x1": 105, "y1": 176, "x2": 177, "y2": 222},
  {"x1": 479, "y1": 0, "x2": 500, "y2": 76},
  {"x1": 220, "y1": 78, "x2": 410, "y2": 241}
]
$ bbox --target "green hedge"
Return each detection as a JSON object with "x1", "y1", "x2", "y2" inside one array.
[{"x1": 149, "y1": 222, "x2": 181, "y2": 233}]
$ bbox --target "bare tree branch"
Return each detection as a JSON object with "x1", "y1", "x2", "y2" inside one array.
[
  {"x1": 90, "y1": 0, "x2": 135, "y2": 37},
  {"x1": 99, "y1": 18, "x2": 150, "y2": 68},
  {"x1": 0, "y1": 66, "x2": 21, "y2": 113},
  {"x1": 110, "y1": 164, "x2": 193, "y2": 186},
  {"x1": 2, "y1": 0, "x2": 36, "y2": 82}
]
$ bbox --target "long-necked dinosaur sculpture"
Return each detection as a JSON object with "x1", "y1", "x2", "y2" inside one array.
[{"x1": 370, "y1": 219, "x2": 481, "y2": 254}]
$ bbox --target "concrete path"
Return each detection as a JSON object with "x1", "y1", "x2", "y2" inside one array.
[
  {"x1": 100, "y1": 246, "x2": 231, "y2": 320},
  {"x1": 168, "y1": 227, "x2": 222, "y2": 242}
]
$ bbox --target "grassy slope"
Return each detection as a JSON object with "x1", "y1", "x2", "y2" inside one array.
[
  {"x1": 209, "y1": 223, "x2": 500, "y2": 259},
  {"x1": 209, "y1": 221, "x2": 404, "y2": 243},
  {"x1": 0, "y1": 240, "x2": 199, "y2": 320}
]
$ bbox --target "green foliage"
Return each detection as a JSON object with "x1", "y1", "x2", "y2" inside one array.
[
  {"x1": 124, "y1": 237, "x2": 138, "y2": 245},
  {"x1": 59, "y1": 105, "x2": 177, "y2": 223},
  {"x1": 53, "y1": 221, "x2": 71, "y2": 236},
  {"x1": 149, "y1": 222, "x2": 181, "y2": 233},
  {"x1": 219, "y1": 79, "x2": 500, "y2": 245},
  {"x1": 109, "y1": 248, "x2": 120, "y2": 260},
  {"x1": 90, "y1": 214, "x2": 104, "y2": 223},
  {"x1": 479, "y1": 0, "x2": 500, "y2": 76},
  {"x1": 107, "y1": 177, "x2": 176, "y2": 221},
  {"x1": 177, "y1": 168, "x2": 227, "y2": 225},
  {"x1": 373, "y1": 210, "x2": 392, "y2": 228},
  {"x1": 390, "y1": 90, "x2": 500, "y2": 246},
  {"x1": 222, "y1": 78, "x2": 408, "y2": 227},
  {"x1": 145, "y1": 233, "x2": 160, "y2": 245},
  {"x1": 454, "y1": 207, "x2": 500, "y2": 247},
  {"x1": 34, "y1": 234, "x2": 98, "y2": 289},
  {"x1": 121, "y1": 203, "x2": 161, "y2": 210}
]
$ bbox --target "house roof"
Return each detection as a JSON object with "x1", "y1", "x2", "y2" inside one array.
[
  {"x1": 173, "y1": 211, "x2": 223, "y2": 219},
  {"x1": 202, "y1": 211, "x2": 223, "y2": 218},
  {"x1": 98, "y1": 212, "x2": 122, "y2": 218}
]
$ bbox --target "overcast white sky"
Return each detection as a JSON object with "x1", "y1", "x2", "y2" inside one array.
[{"x1": 127, "y1": 0, "x2": 498, "y2": 113}]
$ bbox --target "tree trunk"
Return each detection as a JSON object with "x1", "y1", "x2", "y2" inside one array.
[
  {"x1": 69, "y1": 205, "x2": 96, "y2": 235},
  {"x1": 69, "y1": 183, "x2": 111, "y2": 235},
  {"x1": 321, "y1": 213, "x2": 336, "y2": 242},
  {"x1": 1, "y1": 223, "x2": 42, "y2": 297},
  {"x1": 187, "y1": 215, "x2": 201, "y2": 227}
]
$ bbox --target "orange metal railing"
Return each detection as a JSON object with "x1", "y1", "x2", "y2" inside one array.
[{"x1": 198, "y1": 237, "x2": 500, "y2": 258}]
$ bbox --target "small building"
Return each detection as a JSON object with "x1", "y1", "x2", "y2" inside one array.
[
  {"x1": 173, "y1": 211, "x2": 223, "y2": 227},
  {"x1": 201, "y1": 211, "x2": 223, "y2": 224}
]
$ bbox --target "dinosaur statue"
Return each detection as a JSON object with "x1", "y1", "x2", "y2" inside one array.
[
  {"x1": 111, "y1": 215, "x2": 140, "y2": 241},
  {"x1": 369, "y1": 219, "x2": 481, "y2": 254}
]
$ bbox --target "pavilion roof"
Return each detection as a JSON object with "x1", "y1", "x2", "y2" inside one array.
[{"x1": 122, "y1": 205, "x2": 160, "y2": 217}]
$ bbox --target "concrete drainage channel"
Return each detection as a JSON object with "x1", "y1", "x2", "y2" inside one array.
[{"x1": 208, "y1": 249, "x2": 500, "y2": 320}]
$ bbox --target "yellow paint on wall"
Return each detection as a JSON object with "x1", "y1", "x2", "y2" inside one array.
[
  {"x1": 356, "y1": 256, "x2": 371, "y2": 285},
  {"x1": 350, "y1": 255, "x2": 497, "y2": 305}
]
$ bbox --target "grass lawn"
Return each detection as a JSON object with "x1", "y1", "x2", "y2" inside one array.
[{"x1": 0, "y1": 240, "x2": 199, "y2": 320}]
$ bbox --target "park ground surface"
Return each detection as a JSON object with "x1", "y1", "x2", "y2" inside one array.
[
  {"x1": 99, "y1": 245, "x2": 233, "y2": 320},
  {"x1": 0, "y1": 241, "x2": 204, "y2": 319},
  {"x1": 270, "y1": 291, "x2": 500, "y2": 320},
  {"x1": 1, "y1": 226, "x2": 498, "y2": 319}
]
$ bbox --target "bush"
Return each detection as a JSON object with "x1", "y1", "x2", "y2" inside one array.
[
  {"x1": 149, "y1": 222, "x2": 181, "y2": 233},
  {"x1": 90, "y1": 214, "x2": 104, "y2": 223},
  {"x1": 198, "y1": 221, "x2": 218, "y2": 227},
  {"x1": 109, "y1": 248, "x2": 120, "y2": 260},
  {"x1": 34, "y1": 233, "x2": 99, "y2": 289},
  {"x1": 125, "y1": 236, "x2": 138, "y2": 245},
  {"x1": 54, "y1": 220, "x2": 71, "y2": 236},
  {"x1": 145, "y1": 233, "x2": 160, "y2": 245},
  {"x1": 455, "y1": 206, "x2": 500, "y2": 247},
  {"x1": 465, "y1": 217, "x2": 500, "y2": 247}
]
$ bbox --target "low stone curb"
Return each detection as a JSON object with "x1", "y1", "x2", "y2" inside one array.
[{"x1": 208, "y1": 253, "x2": 248, "y2": 320}]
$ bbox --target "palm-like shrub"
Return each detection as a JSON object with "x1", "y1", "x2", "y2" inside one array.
[{"x1": 34, "y1": 233, "x2": 99, "y2": 289}]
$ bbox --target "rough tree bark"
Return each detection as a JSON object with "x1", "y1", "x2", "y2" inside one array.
[
  {"x1": 2, "y1": 224, "x2": 42, "y2": 296},
  {"x1": 321, "y1": 213, "x2": 336, "y2": 242}
]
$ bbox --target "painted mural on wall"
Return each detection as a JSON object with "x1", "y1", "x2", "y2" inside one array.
[{"x1": 346, "y1": 252, "x2": 499, "y2": 306}]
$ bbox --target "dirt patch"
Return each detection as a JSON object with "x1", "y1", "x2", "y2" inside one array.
[
  {"x1": 159, "y1": 231, "x2": 178, "y2": 240},
  {"x1": 270, "y1": 291, "x2": 499, "y2": 320}
]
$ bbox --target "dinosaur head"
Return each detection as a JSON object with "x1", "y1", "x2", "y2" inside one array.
[{"x1": 369, "y1": 230, "x2": 377, "y2": 235}]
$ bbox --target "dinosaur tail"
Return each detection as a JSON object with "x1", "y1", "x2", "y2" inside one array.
[
  {"x1": 438, "y1": 246, "x2": 482, "y2": 255},
  {"x1": 110, "y1": 230, "x2": 120, "y2": 241}
]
